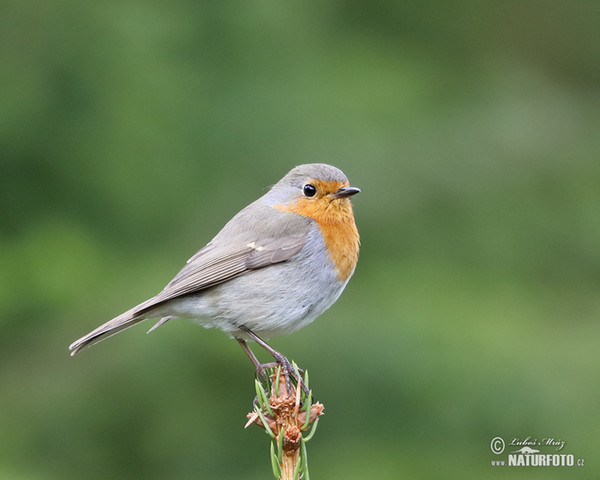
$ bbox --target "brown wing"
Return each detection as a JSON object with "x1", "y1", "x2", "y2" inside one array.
[
  {"x1": 68, "y1": 235, "x2": 306, "y2": 355},
  {"x1": 69, "y1": 201, "x2": 313, "y2": 355},
  {"x1": 137, "y1": 235, "x2": 306, "y2": 313}
]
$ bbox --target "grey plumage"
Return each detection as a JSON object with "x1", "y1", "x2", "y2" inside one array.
[{"x1": 69, "y1": 163, "x2": 356, "y2": 356}]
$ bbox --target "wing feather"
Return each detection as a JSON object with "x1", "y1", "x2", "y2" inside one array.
[
  {"x1": 136, "y1": 235, "x2": 306, "y2": 314},
  {"x1": 69, "y1": 203, "x2": 313, "y2": 355}
]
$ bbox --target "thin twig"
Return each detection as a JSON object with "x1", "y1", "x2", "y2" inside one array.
[{"x1": 246, "y1": 367, "x2": 324, "y2": 479}]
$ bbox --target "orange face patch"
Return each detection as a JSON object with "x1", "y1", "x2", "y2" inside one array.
[{"x1": 275, "y1": 180, "x2": 360, "y2": 282}]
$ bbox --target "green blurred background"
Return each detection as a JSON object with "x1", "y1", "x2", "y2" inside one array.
[{"x1": 2, "y1": 1, "x2": 599, "y2": 478}]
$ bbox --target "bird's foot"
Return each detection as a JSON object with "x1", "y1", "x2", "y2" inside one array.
[
  {"x1": 236, "y1": 332, "x2": 309, "y2": 396},
  {"x1": 256, "y1": 354, "x2": 308, "y2": 397}
]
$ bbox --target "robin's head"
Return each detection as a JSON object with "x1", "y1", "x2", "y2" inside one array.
[
  {"x1": 267, "y1": 163, "x2": 360, "y2": 223},
  {"x1": 268, "y1": 163, "x2": 360, "y2": 281}
]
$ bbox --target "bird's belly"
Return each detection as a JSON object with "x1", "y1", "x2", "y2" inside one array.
[{"x1": 162, "y1": 241, "x2": 350, "y2": 338}]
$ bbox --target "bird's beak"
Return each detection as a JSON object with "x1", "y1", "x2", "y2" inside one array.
[{"x1": 333, "y1": 186, "x2": 361, "y2": 199}]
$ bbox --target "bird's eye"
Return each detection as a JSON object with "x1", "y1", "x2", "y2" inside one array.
[{"x1": 303, "y1": 184, "x2": 317, "y2": 197}]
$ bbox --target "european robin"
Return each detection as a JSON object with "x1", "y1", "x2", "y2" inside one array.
[{"x1": 69, "y1": 163, "x2": 360, "y2": 384}]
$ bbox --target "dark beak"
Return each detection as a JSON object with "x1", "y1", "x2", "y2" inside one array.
[{"x1": 333, "y1": 186, "x2": 361, "y2": 199}]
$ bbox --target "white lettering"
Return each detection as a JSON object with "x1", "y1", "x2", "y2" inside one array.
[
  {"x1": 542, "y1": 438, "x2": 565, "y2": 451},
  {"x1": 508, "y1": 454, "x2": 575, "y2": 467}
]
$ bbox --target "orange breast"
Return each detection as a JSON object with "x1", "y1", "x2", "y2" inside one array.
[
  {"x1": 315, "y1": 204, "x2": 360, "y2": 282},
  {"x1": 276, "y1": 181, "x2": 360, "y2": 282}
]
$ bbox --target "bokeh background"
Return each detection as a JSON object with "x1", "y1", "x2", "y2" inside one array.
[{"x1": 2, "y1": 1, "x2": 599, "y2": 479}]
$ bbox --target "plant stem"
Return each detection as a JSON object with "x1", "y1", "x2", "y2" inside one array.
[{"x1": 246, "y1": 368, "x2": 324, "y2": 479}]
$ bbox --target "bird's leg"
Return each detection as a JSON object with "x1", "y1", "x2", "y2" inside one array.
[
  {"x1": 237, "y1": 326, "x2": 308, "y2": 396},
  {"x1": 237, "y1": 338, "x2": 270, "y2": 382}
]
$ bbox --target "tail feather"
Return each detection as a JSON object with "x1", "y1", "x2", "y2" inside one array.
[{"x1": 69, "y1": 307, "x2": 147, "y2": 356}]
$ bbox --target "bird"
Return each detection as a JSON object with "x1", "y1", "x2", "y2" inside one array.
[{"x1": 69, "y1": 163, "x2": 360, "y2": 385}]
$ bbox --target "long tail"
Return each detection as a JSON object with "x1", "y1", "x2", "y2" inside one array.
[
  {"x1": 69, "y1": 307, "x2": 147, "y2": 356},
  {"x1": 69, "y1": 296, "x2": 163, "y2": 356}
]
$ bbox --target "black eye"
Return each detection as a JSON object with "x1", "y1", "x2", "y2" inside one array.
[{"x1": 303, "y1": 184, "x2": 317, "y2": 197}]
